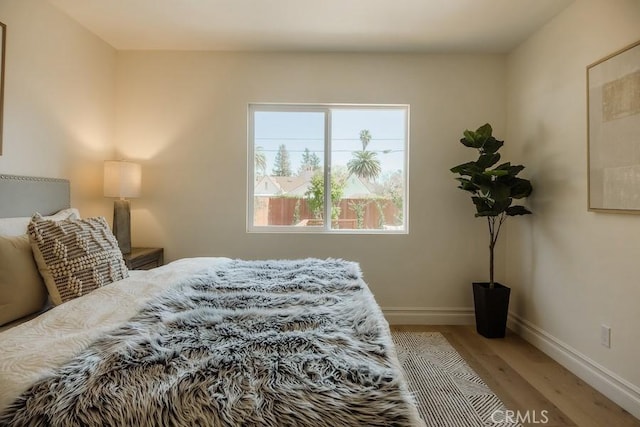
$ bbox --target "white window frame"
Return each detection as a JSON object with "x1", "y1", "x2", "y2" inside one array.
[{"x1": 247, "y1": 103, "x2": 409, "y2": 234}]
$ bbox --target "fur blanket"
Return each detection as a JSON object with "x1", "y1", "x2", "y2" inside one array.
[{"x1": 1, "y1": 259, "x2": 418, "y2": 426}]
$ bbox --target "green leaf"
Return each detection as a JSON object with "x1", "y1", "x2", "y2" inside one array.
[
  {"x1": 456, "y1": 179, "x2": 478, "y2": 193},
  {"x1": 482, "y1": 137, "x2": 504, "y2": 154},
  {"x1": 476, "y1": 123, "x2": 492, "y2": 140},
  {"x1": 472, "y1": 196, "x2": 492, "y2": 216},
  {"x1": 476, "y1": 153, "x2": 501, "y2": 169},
  {"x1": 471, "y1": 193, "x2": 512, "y2": 217},
  {"x1": 460, "y1": 131, "x2": 478, "y2": 148},
  {"x1": 510, "y1": 178, "x2": 533, "y2": 199},
  {"x1": 451, "y1": 161, "x2": 480, "y2": 175},
  {"x1": 459, "y1": 186, "x2": 476, "y2": 193},
  {"x1": 471, "y1": 173, "x2": 493, "y2": 187},
  {"x1": 484, "y1": 169, "x2": 509, "y2": 177},
  {"x1": 506, "y1": 164, "x2": 525, "y2": 176},
  {"x1": 492, "y1": 197, "x2": 512, "y2": 214},
  {"x1": 488, "y1": 183, "x2": 511, "y2": 202},
  {"x1": 506, "y1": 205, "x2": 532, "y2": 216},
  {"x1": 495, "y1": 163, "x2": 525, "y2": 176}
]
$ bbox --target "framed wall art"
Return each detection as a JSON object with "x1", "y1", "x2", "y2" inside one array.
[{"x1": 587, "y1": 39, "x2": 640, "y2": 213}]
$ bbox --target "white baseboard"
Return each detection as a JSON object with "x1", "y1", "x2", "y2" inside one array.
[
  {"x1": 508, "y1": 312, "x2": 640, "y2": 420},
  {"x1": 382, "y1": 307, "x2": 474, "y2": 325},
  {"x1": 381, "y1": 307, "x2": 640, "y2": 419}
]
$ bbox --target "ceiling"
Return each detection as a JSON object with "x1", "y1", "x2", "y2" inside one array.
[{"x1": 48, "y1": 0, "x2": 574, "y2": 53}]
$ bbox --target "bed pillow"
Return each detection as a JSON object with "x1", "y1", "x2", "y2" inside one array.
[
  {"x1": 0, "y1": 208, "x2": 80, "y2": 237},
  {"x1": 28, "y1": 215, "x2": 129, "y2": 305},
  {"x1": 0, "y1": 235, "x2": 49, "y2": 326},
  {"x1": 0, "y1": 209, "x2": 79, "y2": 325}
]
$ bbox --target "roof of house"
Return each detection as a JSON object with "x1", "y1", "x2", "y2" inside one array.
[{"x1": 256, "y1": 172, "x2": 379, "y2": 198}]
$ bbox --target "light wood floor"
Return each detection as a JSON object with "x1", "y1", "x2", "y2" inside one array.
[{"x1": 391, "y1": 325, "x2": 640, "y2": 427}]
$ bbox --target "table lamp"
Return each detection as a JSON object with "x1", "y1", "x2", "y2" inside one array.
[{"x1": 103, "y1": 160, "x2": 141, "y2": 255}]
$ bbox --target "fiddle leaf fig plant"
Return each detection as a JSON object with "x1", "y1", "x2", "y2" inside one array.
[{"x1": 450, "y1": 123, "x2": 532, "y2": 288}]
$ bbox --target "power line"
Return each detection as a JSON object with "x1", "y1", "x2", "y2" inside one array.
[
  {"x1": 255, "y1": 137, "x2": 404, "y2": 141},
  {"x1": 256, "y1": 149, "x2": 404, "y2": 154}
]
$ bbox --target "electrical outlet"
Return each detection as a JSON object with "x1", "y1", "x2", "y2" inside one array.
[{"x1": 601, "y1": 325, "x2": 611, "y2": 348}]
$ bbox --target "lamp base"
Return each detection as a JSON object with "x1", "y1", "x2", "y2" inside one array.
[{"x1": 113, "y1": 199, "x2": 131, "y2": 255}]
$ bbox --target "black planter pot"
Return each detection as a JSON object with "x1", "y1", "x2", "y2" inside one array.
[{"x1": 472, "y1": 282, "x2": 511, "y2": 338}]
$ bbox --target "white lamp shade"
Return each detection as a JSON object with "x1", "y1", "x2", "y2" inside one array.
[{"x1": 104, "y1": 161, "x2": 142, "y2": 198}]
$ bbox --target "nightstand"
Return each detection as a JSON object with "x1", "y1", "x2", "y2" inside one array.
[{"x1": 124, "y1": 247, "x2": 164, "y2": 270}]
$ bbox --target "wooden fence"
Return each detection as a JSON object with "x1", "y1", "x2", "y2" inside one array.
[{"x1": 254, "y1": 196, "x2": 401, "y2": 229}]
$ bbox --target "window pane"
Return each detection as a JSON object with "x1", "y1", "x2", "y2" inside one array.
[
  {"x1": 252, "y1": 110, "x2": 325, "y2": 228},
  {"x1": 330, "y1": 109, "x2": 407, "y2": 230},
  {"x1": 249, "y1": 104, "x2": 408, "y2": 233}
]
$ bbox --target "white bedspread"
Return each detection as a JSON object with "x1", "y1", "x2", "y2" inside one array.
[{"x1": 0, "y1": 257, "x2": 232, "y2": 412}]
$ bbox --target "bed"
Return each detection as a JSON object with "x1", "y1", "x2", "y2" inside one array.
[{"x1": 0, "y1": 174, "x2": 422, "y2": 426}]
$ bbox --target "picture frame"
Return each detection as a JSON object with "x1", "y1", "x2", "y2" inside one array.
[
  {"x1": 0, "y1": 22, "x2": 5, "y2": 156},
  {"x1": 587, "y1": 39, "x2": 640, "y2": 213}
]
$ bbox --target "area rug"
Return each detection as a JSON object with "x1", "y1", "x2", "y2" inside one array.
[{"x1": 392, "y1": 331, "x2": 520, "y2": 427}]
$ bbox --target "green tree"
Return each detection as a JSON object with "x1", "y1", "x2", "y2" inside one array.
[
  {"x1": 349, "y1": 200, "x2": 369, "y2": 229},
  {"x1": 292, "y1": 199, "x2": 301, "y2": 225},
  {"x1": 272, "y1": 144, "x2": 292, "y2": 176},
  {"x1": 305, "y1": 172, "x2": 345, "y2": 221},
  {"x1": 298, "y1": 148, "x2": 321, "y2": 175},
  {"x1": 347, "y1": 129, "x2": 381, "y2": 181},
  {"x1": 381, "y1": 170, "x2": 404, "y2": 224},
  {"x1": 375, "y1": 200, "x2": 386, "y2": 229}
]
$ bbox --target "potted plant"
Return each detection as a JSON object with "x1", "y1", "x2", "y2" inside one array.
[{"x1": 450, "y1": 123, "x2": 532, "y2": 338}]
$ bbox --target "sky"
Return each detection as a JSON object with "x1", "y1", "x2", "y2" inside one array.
[{"x1": 253, "y1": 107, "x2": 407, "y2": 179}]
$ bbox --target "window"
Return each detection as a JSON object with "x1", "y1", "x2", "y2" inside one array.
[{"x1": 248, "y1": 104, "x2": 409, "y2": 233}]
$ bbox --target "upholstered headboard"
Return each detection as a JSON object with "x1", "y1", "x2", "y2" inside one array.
[{"x1": 0, "y1": 174, "x2": 71, "y2": 218}]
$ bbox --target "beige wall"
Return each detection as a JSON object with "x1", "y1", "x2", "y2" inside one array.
[
  {"x1": 115, "y1": 51, "x2": 506, "y2": 316},
  {"x1": 0, "y1": 0, "x2": 116, "y2": 218},
  {"x1": 505, "y1": 0, "x2": 640, "y2": 416},
  {"x1": 2, "y1": 0, "x2": 638, "y2": 416}
]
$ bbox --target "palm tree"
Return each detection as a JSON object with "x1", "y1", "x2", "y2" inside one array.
[
  {"x1": 359, "y1": 129, "x2": 372, "y2": 150},
  {"x1": 255, "y1": 146, "x2": 267, "y2": 177},
  {"x1": 348, "y1": 151, "x2": 382, "y2": 180},
  {"x1": 347, "y1": 129, "x2": 381, "y2": 181}
]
